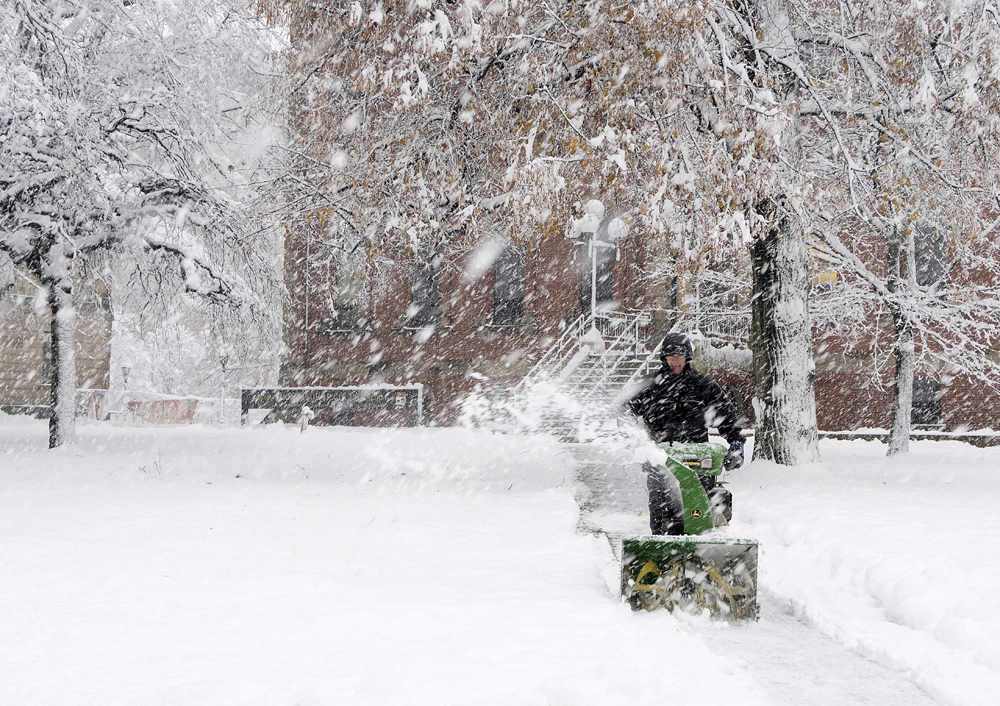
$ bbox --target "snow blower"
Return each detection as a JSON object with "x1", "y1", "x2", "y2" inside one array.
[{"x1": 620, "y1": 442, "x2": 758, "y2": 620}]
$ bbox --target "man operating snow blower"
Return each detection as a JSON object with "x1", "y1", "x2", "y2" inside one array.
[
  {"x1": 625, "y1": 333, "x2": 746, "y2": 535},
  {"x1": 619, "y1": 333, "x2": 758, "y2": 618}
]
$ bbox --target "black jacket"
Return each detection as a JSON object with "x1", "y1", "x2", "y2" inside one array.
[{"x1": 626, "y1": 364, "x2": 745, "y2": 446}]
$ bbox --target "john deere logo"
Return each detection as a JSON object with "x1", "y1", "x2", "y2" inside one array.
[{"x1": 691, "y1": 508, "x2": 702, "y2": 518}]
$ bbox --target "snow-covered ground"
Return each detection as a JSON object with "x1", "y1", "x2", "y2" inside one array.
[
  {"x1": 0, "y1": 416, "x2": 997, "y2": 705},
  {"x1": 735, "y1": 440, "x2": 1000, "y2": 706}
]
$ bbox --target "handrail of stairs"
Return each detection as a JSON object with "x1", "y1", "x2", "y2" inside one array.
[
  {"x1": 572, "y1": 312, "x2": 649, "y2": 394},
  {"x1": 512, "y1": 308, "x2": 653, "y2": 409},
  {"x1": 507, "y1": 309, "x2": 654, "y2": 440},
  {"x1": 515, "y1": 313, "x2": 588, "y2": 392},
  {"x1": 622, "y1": 334, "x2": 664, "y2": 394},
  {"x1": 620, "y1": 309, "x2": 748, "y2": 393},
  {"x1": 591, "y1": 310, "x2": 650, "y2": 352}
]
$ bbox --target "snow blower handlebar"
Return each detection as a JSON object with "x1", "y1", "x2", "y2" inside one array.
[{"x1": 724, "y1": 440, "x2": 744, "y2": 471}]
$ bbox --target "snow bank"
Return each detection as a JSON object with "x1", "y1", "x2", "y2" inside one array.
[
  {"x1": 731, "y1": 438, "x2": 1000, "y2": 706},
  {"x1": 0, "y1": 420, "x2": 764, "y2": 705}
]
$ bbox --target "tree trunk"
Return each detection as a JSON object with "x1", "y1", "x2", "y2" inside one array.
[
  {"x1": 46, "y1": 246, "x2": 77, "y2": 449},
  {"x1": 888, "y1": 315, "x2": 914, "y2": 456},
  {"x1": 750, "y1": 199, "x2": 820, "y2": 465},
  {"x1": 886, "y1": 228, "x2": 914, "y2": 456}
]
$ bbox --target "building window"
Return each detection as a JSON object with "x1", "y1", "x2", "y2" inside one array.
[
  {"x1": 912, "y1": 378, "x2": 942, "y2": 429},
  {"x1": 323, "y1": 238, "x2": 367, "y2": 333},
  {"x1": 409, "y1": 253, "x2": 439, "y2": 328},
  {"x1": 914, "y1": 222, "x2": 947, "y2": 289},
  {"x1": 493, "y1": 245, "x2": 524, "y2": 326},
  {"x1": 331, "y1": 266, "x2": 363, "y2": 331}
]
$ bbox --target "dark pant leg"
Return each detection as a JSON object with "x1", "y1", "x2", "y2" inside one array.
[
  {"x1": 645, "y1": 463, "x2": 684, "y2": 536},
  {"x1": 645, "y1": 466, "x2": 667, "y2": 535}
]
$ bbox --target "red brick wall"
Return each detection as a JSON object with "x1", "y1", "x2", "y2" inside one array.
[
  {"x1": 705, "y1": 351, "x2": 1000, "y2": 432},
  {"x1": 282, "y1": 222, "x2": 1000, "y2": 431},
  {"x1": 280, "y1": 227, "x2": 658, "y2": 423}
]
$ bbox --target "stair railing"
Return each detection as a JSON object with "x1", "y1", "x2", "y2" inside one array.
[
  {"x1": 592, "y1": 310, "x2": 650, "y2": 353},
  {"x1": 622, "y1": 334, "x2": 665, "y2": 394},
  {"x1": 510, "y1": 309, "x2": 655, "y2": 440},
  {"x1": 572, "y1": 314, "x2": 649, "y2": 394},
  {"x1": 514, "y1": 313, "x2": 589, "y2": 393}
]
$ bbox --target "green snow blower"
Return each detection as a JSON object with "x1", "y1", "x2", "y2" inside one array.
[{"x1": 621, "y1": 442, "x2": 758, "y2": 620}]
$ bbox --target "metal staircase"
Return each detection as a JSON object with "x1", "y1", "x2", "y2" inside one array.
[
  {"x1": 512, "y1": 310, "x2": 660, "y2": 442},
  {"x1": 509, "y1": 307, "x2": 752, "y2": 441}
]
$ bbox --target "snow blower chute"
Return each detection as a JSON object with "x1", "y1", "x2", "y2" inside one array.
[{"x1": 621, "y1": 442, "x2": 758, "y2": 620}]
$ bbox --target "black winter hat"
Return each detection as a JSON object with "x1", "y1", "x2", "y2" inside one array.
[{"x1": 659, "y1": 333, "x2": 693, "y2": 361}]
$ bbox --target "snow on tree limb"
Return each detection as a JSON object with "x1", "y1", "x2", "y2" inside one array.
[
  {"x1": 254, "y1": 0, "x2": 1000, "y2": 457},
  {"x1": 2, "y1": 0, "x2": 282, "y2": 446}
]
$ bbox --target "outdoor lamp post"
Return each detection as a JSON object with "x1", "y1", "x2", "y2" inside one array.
[
  {"x1": 589, "y1": 238, "x2": 616, "y2": 323},
  {"x1": 571, "y1": 200, "x2": 604, "y2": 327},
  {"x1": 570, "y1": 200, "x2": 627, "y2": 326}
]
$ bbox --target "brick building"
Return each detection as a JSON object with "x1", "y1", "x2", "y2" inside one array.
[
  {"x1": 273, "y1": 8, "x2": 999, "y2": 434},
  {"x1": 281, "y1": 209, "x2": 1000, "y2": 432},
  {"x1": 279, "y1": 201, "x2": 670, "y2": 423},
  {"x1": 705, "y1": 225, "x2": 1000, "y2": 433}
]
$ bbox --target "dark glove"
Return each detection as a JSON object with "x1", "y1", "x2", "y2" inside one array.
[{"x1": 724, "y1": 440, "x2": 744, "y2": 471}]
